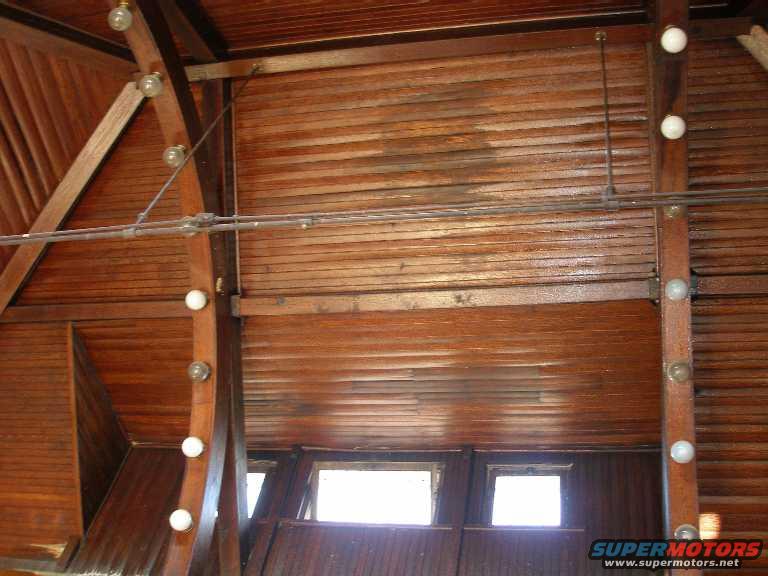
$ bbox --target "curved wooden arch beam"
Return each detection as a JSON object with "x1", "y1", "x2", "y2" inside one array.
[{"x1": 106, "y1": 1, "x2": 230, "y2": 574}]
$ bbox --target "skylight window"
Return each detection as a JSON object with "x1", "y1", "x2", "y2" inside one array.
[
  {"x1": 492, "y1": 475, "x2": 562, "y2": 527},
  {"x1": 307, "y1": 463, "x2": 441, "y2": 525},
  {"x1": 246, "y1": 472, "x2": 266, "y2": 518}
]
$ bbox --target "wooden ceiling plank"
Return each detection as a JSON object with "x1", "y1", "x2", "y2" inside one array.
[
  {"x1": 0, "y1": 2, "x2": 135, "y2": 77},
  {"x1": 652, "y1": 0, "x2": 701, "y2": 562},
  {"x1": 113, "y1": 0, "x2": 236, "y2": 573},
  {"x1": 0, "y1": 81, "x2": 143, "y2": 316}
]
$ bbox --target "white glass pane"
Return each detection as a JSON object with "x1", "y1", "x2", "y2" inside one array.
[
  {"x1": 246, "y1": 472, "x2": 266, "y2": 518},
  {"x1": 492, "y1": 475, "x2": 561, "y2": 526},
  {"x1": 316, "y1": 469, "x2": 432, "y2": 525}
]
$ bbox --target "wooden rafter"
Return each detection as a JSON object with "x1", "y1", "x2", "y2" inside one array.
[
  {"x1": 111, "y1": 0, "x2": 234, "y2": 573},
  {"x1": 157, "y1": 0, "x2": 226, "y2": 63},
  {"x1": 0, "y1": 82, "x2": 143, "y2": 316},
  {"x1": 652, "y1": 0, "x2": 701, "y2": 566},
  {"x1": 0, "y1": 2, "x2": 135, "y2": 76}
]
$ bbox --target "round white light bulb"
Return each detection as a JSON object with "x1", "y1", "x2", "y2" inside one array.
[
  {"x1": 169, "y1": 509, "x2": 194, "y2": 532},
  {"x1": 667, "y1": 361, "x2": 691, "y2": 383},
  {"x1": 185, "y1": 289, "x2": 208, "y2": 311},
  {"x1": 138, "y1": 73, "x2": 164, "y2": 98},
  {"x1": 187, "y1": 361, "x2": 211, "y2": 382},
  {"x1": 670, "y1": 440, "x2": 695, "y2": 464},
  {"x1": 660, "y1": 26, "x2": 688, "y2": 54},
  {"x1": 107, "y1": 3, "x2": 133, "y2": 32},
  {"x1": 661, "y1": 115, "x2": 687, "y2": 140},
  {"x1": 181, "y1": 436, "x2": 205, "y2": 458},
  {"x1": 665, "y1": 278, "x2": 689, "y2": 301},
  {"x1": 674, "y1": 524, "x2": 700, "y2": 540},
  {"x1": 163, "y1": 145, "x2": 186, "y2": 168}
]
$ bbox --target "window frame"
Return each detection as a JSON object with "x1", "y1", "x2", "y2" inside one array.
[
  {"x1": 484, "y1": 462, "x2": 573, "y2": 527},
  {"x1": 302, "y1": 460, "x2": 444, "y2": 525},
  {"x1": 247, "y1": 458, "x2": 278, "y2": 520}
]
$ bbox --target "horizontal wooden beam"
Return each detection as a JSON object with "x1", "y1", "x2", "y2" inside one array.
[
  {"x1": 234, "y1": 280, "x2": 652, "y2": 316},
  {"x1": 186, "y1": 18, "x2": 751, "y2": 81},
  {"x1": 697, "y1": 274, "x2": 768, "y2": 296},
  {"x1": 0, "y1": 300, "x2": 190, "y2": 323},
  {"x1": 0, "y1": 82, "x2": 144, "y2": 316},
  {"x1": 0, "y1": 3, "x2": 135, "y2": 76}
]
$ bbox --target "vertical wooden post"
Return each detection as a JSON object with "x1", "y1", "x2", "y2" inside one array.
[{"x1": 652, "y1": 0, "x2": 701, "y2": 567}]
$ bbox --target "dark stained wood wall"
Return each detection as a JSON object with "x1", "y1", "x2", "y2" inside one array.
[
  {"x1": 18, "y1": 103, "x2": 190, "y2": 305},
  {"x1": 242, "y1": 301, "x2": 661, "y2": 449},
  {"x1": 67, "y1": 447, "x2": 185, "y2": 575},
  {"x1": 264, "y1": 523, "x2": 459, "y2": 576},
  {"x1": 688, "y1": 38, "x2": 768, "y2": 276},
  {"x1": 0, "y1": 35, "x2": 124, "y2": 272},
  {"x1": 71, "y1": 326, "x2": 129, "y2": 530},
  {"x1": 75, "y1": 318, "x2": 193, "y2": 444},
  {"x1": 235, "y1": 43, "x2": 656, "y2": 297},
  {"x1": 693, "y1": 297, "x2": 768, "y2": 573},
  {"x1": 0, "y1": 323, "x2": 80, "y2": 563}
]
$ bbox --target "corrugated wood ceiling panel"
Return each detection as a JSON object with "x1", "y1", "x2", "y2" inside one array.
[
  {"x1": 236, "y1": 44, "x2": 656, "y2": 296},
  {"x1": 0, "y1": 323, "x2": 79, "y2": 562},
  {"x1": 693, "y1": 297, "x2": 768, "y2": 570},
  {"x1": 242, "y1": 300, "x2": 661, "y2": 449},
  {"x1": 75, "y1": 318, "x2": 193, "y2": 445},
  {"x1": 18, "y1": 102, "x2": 191, "y2": 305},
  {"x1": 0, "y1": 36, "x2": 124, "y2": 272},
  {"x1": 688, "y1": 39, "x2": 768, "y2": 277}
]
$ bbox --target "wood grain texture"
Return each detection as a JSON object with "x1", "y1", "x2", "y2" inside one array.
[
  {"x1": 70, "y1": 326, "x2": 129, "y2": 530},
  {"x1": 687, "y1": 38, "x2": 768, "y2": 277},
  {"x1": 0, "y1": 35, "x2": 125, "y2": 272},
  {"x1": 693, "y1": 297, "x2": 768, "y2": 573},
  {"x1": 242, "y1": 301, "x2": 662, "y2": 450},
  {"x1": 67, "y1": 447, "x2": 186, "y2": 576},
  {"x1": 0, "y1": 323, "x2": 80, "y2": 563},
  {"x1": 75, "y1": 318, "x2": 193, "y2": 445},
  {"x1": 0, "y1": 82, "x2": 143, "y2": 315},
  {"x1": 235, "y1": 43, "x2": 656, "y2": 297},
  {"x1": 264, "y1": 523, "x2": 459, "y2": 576},
  {"x1": 18, "y1": 102, "x2": 191, "y2": 305}
]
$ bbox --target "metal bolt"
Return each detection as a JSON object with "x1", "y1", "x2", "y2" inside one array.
[{"x1": 664, "y1": 205, "x2": 684, "y2": 219}]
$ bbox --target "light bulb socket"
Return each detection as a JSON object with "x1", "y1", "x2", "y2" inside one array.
[
  {"x1": 670, "y1": 440, "x2": 695, "y2": 464},
  {"x1": 667, "y1": 361, "x2": 691, "y2": 383},
  {"x1": 674, "y1": 524, "x2": 700, "y2": 540},
  {"x1": 188, "y1": 361, "x2": 211, "y2": 383},
  {"x1": 665, "y1": 278, "x2": 689, "y2": 301},
  {"x1": 138, "y1": 72, "x2": 164, "y2": 98},
  {"x1": 107, "y1": 2, "x2": 133, "y2": 32},
  {"x1": 163, "y1": 145, "x2": 187, "y2": 168},
  {"x1": 169, "y1": 509, "x2": 194, "y2": 532}
]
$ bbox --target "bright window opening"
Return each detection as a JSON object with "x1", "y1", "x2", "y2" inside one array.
[
  {"x1": 246, "y1": 472, "x2": 266, "y2": 518},
  {"x1": 492, "y1": 475, "x2": 561, "y2": 527},
  {"x1": 311, "y1": 464, "x2": 439, "y2": 525}
]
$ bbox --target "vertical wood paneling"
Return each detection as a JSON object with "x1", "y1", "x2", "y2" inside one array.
[
  {"x1": 0, "y1": 36, "x2": 125, "y2": 271},
  {"x1": 235, "y1": 44, "x2": 656, "y2": 297},
  {"x1": 242, "y1": 301, "x2": 661, "y2": 449},
  {"x1": 693, "y1": 297, "x2": 768, "y2": 572},
  {"x1": 74, "y1": 318, "x2": 193, "y2": 444},
  {"x1": 18, "y1": 103, "x2": 191, "y2": 305},
  {"x1": 688, "y1": 39, "x2": 768, "y2": 276},
  {"x1": 67, "y1": 447, "x2": 186, "y2": 576},
  {"x1": 0, "y1": 323, "x2": 79, "y2": 562},
  {"x1": 264, "y1": 523, "x2": 459, "y2": 576},
  {"x1": 71, "y1": 327, "x2": 129, "y2": 530}
]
